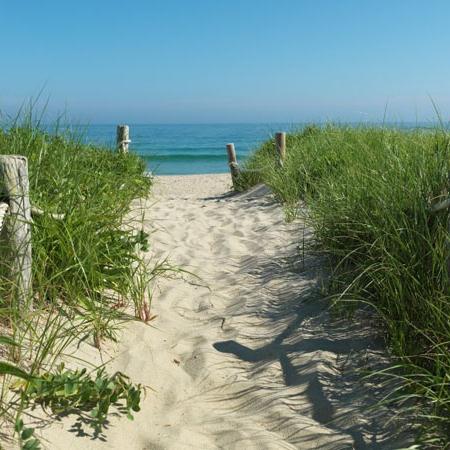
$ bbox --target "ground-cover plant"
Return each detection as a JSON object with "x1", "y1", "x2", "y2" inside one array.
[
  {"x1": 238, "y1": 125, "x2": 450, "y2": 447},
  {"x1": 0, "y1": 114, "x2": 154, "y2": 447},
  {"x1": 6, "y1": 358, "x2": 142, "y2": 450},
  {"x1": 19, "y1": 364, "x2": 142, "y2": 429}
]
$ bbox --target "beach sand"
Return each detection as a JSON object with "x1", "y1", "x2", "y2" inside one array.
[{"x1": 41, "y1": 173, "x2": 415, "y2": 449}]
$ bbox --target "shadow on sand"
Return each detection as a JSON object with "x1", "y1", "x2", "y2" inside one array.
[{"x1": 211, "y1": 199, "x2": 416, "y2": 449}]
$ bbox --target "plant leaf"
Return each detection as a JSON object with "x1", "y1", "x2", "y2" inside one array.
[
  {"x1": 0, "y1": 335, "x2": 20, "y2": 347},
  {"x1": 23, "y1": 438, "x2": 40, "y2": 450},
  {"x1": 15, "y1": 418, "x2": 24, "y2": 432},
  {"x1": 21, "y1": 427, "x2": 34, "y2": 440},
  {"x1": 0, "y1": 361, "x2": 33, "y2": 380}
]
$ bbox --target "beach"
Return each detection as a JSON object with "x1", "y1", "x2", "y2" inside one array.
[
  {"x1": 41, "y1": 173, "x2": 415, "y2": 449},
  {"x1": 4, "y1": 1, "x2": 450, "y2": 446}
]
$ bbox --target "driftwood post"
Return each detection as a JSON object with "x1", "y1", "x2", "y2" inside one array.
[
  {"x1": 0, "y1": 156, "x2": 32, "y2": 308},
  {"x1": 116, "y1": 125, "x2": 130, "y2": 153},
  {"x1": 446, "y1": 213, "x2": 450, "y2": 281},
  {"x1": 226, "y1": 143, "x2": 240, "y2": 188},
  {"x1": 275, "y1": 132, "x2": 286, "y2": 166},
  {"x1": 429, "y1": 181, "x2": 450, "y2": 281}
]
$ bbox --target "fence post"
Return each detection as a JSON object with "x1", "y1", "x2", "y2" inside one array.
[
  {"x1": 226, "y1": 143, "x2": 240, "y2": 188},
  {"x1": 0, "y1": 156, "x2": 32, "y2": 308},
  {"x1": 116, "y1": 125, "x2": 130, "y2": 153},
  {"x1": 275, "y1": 132, "x2": 286, "y2": 166},
  {"x1": 446, "y1": 213, "x2": 450, "y2": 281}
]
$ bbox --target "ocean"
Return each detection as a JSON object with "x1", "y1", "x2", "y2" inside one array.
[
  {"x1": 77, "y1": 122, "x2": 438, "y2": 175},
  {"x1": 81, "y1": 123, "x2": 300, "y2": 175}
]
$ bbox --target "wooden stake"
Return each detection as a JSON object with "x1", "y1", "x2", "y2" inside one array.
[
  {"x1": 447, "y1": 213, "x2": 450, "y2": 281},
  {"x1": 0, "y1": 156, "x2": 32, "y2": 308},
  {"x1": 116, "y1": 125, "x2": 130, "y2": 153},
  {"x1": 275, "y1": 132, "x2": 286, "y2": 165},
  {"x1": 226, "y1": 143, "x2": 240, "y2": 187}
]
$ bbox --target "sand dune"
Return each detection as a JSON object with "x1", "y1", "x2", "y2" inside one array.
[{"x1": 43, "y1": 174, "x2": 416, "y2": 449}]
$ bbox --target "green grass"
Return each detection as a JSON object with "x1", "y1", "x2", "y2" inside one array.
[
  {"x1": 0, "y1": 114, "x2": 160, "y2": 447},
  {"x1": 237, "y1": 124, "x2": 450, "y2": 447}
]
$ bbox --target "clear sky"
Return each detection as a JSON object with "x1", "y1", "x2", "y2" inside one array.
[{"x1": 1, "y1": 0, "x2": 450, "y2": 123}]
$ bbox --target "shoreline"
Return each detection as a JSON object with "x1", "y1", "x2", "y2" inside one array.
[{"x1": 152, "y1": 172, "x2": 233, "y2": 198}]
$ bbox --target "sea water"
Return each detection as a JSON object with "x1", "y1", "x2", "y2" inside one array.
[
  {"x1": 81, "y1": 123, "x2": 301, "y2": 175},
  {"x1": 79, "y1": 122, "x2": 437, "y2": 175}
]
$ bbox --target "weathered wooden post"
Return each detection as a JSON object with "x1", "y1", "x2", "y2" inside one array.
[
  {"x1": 0, "y1": 202, "x2": 8, "y2": 231},
  {"x1": 429, "y1": 184, "x2": 450, "y2": 281},
  {"x1": 116, "y1": 125, "x2": 131, "y2": 153},
  {"x1": 226, "y1": 143, "x2": 240, "y2": 188},
  {"x1": 446, "y1": 212, "x2": 450, "y2": 281},
  {"x1": 0, "y1": 156, "x2": 32, "y2": 308},
  {"x1": 275, "y1": 132, "x2": 286, "y2": 166}
]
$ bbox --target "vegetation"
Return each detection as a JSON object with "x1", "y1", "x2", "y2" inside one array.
[
  {"x1": 237, "y1": 124, "x2": 450, "y2": 447},
  {"x1": 0, "y1": 115, "x2": 157, "y2": 448},
  {"x1": 12, "y1": 364, "x2": 142, "y2": 450}
]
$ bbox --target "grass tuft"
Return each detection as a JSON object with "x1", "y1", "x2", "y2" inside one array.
[{"x1": 0, "y1": 112, "x2": 162, "y2": 447}]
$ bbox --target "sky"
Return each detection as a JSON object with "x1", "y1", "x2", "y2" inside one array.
[{"x1": 1, "y1": 0, "x2": 450, "y2": 124}]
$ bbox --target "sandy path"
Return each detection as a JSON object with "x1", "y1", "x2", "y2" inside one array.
[{"x1": 44, "y1": 174, "x2": 415, "y2": 450}]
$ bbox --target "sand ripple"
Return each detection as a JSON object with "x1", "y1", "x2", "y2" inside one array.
[{"x1": 43, "y1": 174, "x2": 416, "y2": 450}]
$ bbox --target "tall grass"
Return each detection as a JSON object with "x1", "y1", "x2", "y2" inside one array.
[
  {"x1": 0, "y1": 114, "x2": 158, "y2": 447},
  {"x1": 238, "y1": 125, "x2": 450, "y2": 447}
]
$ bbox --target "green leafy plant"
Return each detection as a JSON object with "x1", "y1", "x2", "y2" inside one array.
[
  {"x1": 1, "y1": 335, "x2": 143, "y2": 447},
  {"x1": 10, "y1": 363, "x2": 142, "y2": 449},
  {"x1": 15, "y1": 418, "x2": 40, "y2": 450},
  {"x1": 19, "y1": 364, "x2": 142, "y2": 430}
]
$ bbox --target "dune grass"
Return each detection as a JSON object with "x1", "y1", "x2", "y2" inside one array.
[
  {"x1": 237, "y1": 125, "x2": 450, "y2": 447},
  {"x1": 0, "y1": 115, "x2": 161, "y2": 447}
]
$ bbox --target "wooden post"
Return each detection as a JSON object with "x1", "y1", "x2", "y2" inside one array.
[
  {"x1": 447, "y1": 213, "x2": 450, "y2": 281},
  {"x1": 275, "y1": 132, "x2": 286, "y2": 166},
  {"x1": 429, "y1": 175, "x2": 450, "y2": 281},
  {"x1": 0, "y1": 156, "x2": 32, "y2": 308},
  {"x1": 116, "y1": 125, "x2": 130, "y2": 153},
  {"x1": 226, "y1": 143, "x2": 240, "y2": 187}
]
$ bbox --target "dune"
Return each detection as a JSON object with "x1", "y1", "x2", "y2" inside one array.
[{"x1": 41, "y1": 173, "x2": 417, "y2": 449}]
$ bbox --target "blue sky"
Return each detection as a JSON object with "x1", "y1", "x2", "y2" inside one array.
[{"x1": 1, "y1": 0, "x2": 450, "y2": 123}]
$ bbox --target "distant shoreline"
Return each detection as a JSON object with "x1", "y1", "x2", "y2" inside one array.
[{"x1": 151, "y1": 173, "x2": 232, "y2": 198}]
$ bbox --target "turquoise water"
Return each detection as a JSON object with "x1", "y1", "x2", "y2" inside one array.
[
  {"x1": 82, "y1": 124, "x2": 298, "y2": 175},
  {"x1": 80, "y1": 122, "x2": 438, "y2": 175}
]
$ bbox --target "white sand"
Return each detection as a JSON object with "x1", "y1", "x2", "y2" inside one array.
[{"x1": 41, "y1": 174, "x2": 415, "y2": 449}]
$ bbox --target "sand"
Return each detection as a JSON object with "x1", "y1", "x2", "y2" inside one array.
[{"x1": 41, "y1": 174, "x2": 416, "y2": 449}]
